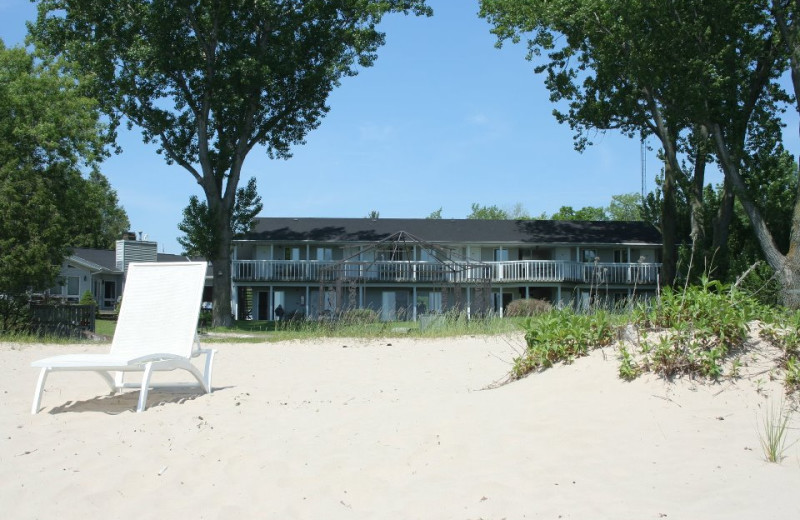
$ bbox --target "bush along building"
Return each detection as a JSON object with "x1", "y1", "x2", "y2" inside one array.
[{"x1": 231, "y1": 218, "x2": 663, "y2": 321}]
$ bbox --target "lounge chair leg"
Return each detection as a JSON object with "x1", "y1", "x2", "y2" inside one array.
[
  {"x1": 31, "y1": 367, "x2": 50, "y2": 414},
  {"x1": 137, "y1": 362, "x2": 154, "y2": 413},
  {"x1": 114, "y1": 371, "x2": 125, "y2": 390},
  {"x1": 202, "y1": 349, "x2": 216, "y2": 393}
]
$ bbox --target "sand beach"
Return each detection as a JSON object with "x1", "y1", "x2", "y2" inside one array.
[{"x1": 2, "y1": 333, "x2": 799, "y2": 519}]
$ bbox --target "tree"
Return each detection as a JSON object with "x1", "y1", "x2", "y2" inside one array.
[
  {"x1": 178, "y1": 177, "x2": 263, "y2": 258},
  {"x1": 366, "y1": 210, "x2": 380, "y2": 219},
  {"x1": 480, "y1": 0, "x2": 800, "y2": 302},
  {"x1": 426, "y1": 207, "x2": 443, "y2": 219},
  {"x1": 546, "y1": 205, "x2": 608, "y2": 221},
  {"x1": 68, "y1": 171, "x2": 130, "y2": 249},
  {"x1": 31, "y1": 0, "x2": 432, "y2": 326},
  {"x1": 0, "y1": 41, "x2": 109, "y2": 330},
  {"x1": 508, "y1": 202, "x2": 531, "y2": 219},
  {"x1": 467, "y1": 203, "x2": 509, "y2": 220},
  {"x1": 607, "y1": 193, "x2": 643, "y2": 221}
]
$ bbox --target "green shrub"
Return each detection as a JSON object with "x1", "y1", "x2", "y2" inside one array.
[
  {"x1": 627, "y1": 277, "x2": 770, "y2": 381},
  {"x1": 505, "y1": 298, "x2": 553, "y2": 317},
  {"x1": 78, "y1": 290, "x2": 97, "y2": 307},
  {"x1": 512, "y1": 309, "x2": 616, "y2": 379},
  {"x1": 340, "y1": 308, "x2": 379, "y2": 325}
]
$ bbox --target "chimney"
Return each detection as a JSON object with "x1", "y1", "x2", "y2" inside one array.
[{"x1": 116, "y1": 234, "x2": 158, "y2": 272}]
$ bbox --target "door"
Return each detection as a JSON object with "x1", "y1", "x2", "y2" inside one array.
[
  {"x1": 257, "y1": 292, "x2": 269, "y2": 320},
  {"x1": 103, "y1": 281, "x2": 116, "y2": 310},
  {"x1": 381, "y1": 291, "x2": 396, "y2": 321},
  {"x1": 273, "y1": 291, "x2": 285, "y2": 320}
]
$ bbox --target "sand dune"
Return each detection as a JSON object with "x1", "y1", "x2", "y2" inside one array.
[{"x1": 2, "y1": 334, "x2": 799, "y2": 519}]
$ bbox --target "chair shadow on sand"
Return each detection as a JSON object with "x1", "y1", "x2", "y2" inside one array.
[{"x1": 46, "y1": 386, "x2": 233, "y2": 415}]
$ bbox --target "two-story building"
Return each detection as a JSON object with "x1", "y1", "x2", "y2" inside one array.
[{"x1": 231, "y1": 218, "x2": 662, "y2": 321}]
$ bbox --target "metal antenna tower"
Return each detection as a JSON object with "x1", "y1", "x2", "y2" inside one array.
[{"x1": 640, "y1": 137, "x2": 647, "y2": 200}]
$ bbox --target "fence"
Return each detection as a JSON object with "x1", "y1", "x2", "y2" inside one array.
[{"x1": 30, "y1": 304, "x2": 95, "y2": 338}]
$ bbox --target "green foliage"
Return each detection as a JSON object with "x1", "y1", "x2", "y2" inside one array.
[
  {"x1": 618, "y1": 345, "x2": 640, "y2": 381},
  {"x1": 761, "y1": 311, "x2": 800, "y2": 393},
  {"x1": 535, "y1": 193, "x2": 642, "y2": 222},
  {"x1": 467, "y1": 203, "x2": 509, "y2": 220},
  {"x1": 480, "y1": 0, "x2": 800, "y2": 304},
  {"x1": 505, "y1": 298, "x2": 552, "y2": 317},
  {"x1": 68, "y1": 171, "x2": 130, "y2": 249},
  {"x1": 0, "y1": 41, "x2": 111, "y2": 328},
  {"x1": 78, "y1": 290, "x2": 96, "y2": 307},
  {"x1": 340, "y1": 308, "x2": 379, "y2": 325},
  {"x1": 31, "y1": 1, "x2": 431, "y2": 326},
  {"x1": 426, "y1": 207, "x2": 443, "y2": 219},
  {"x1": 607, "y1": 193, "x2": 643, "y2": 221},
  {"x1": 512, "y1": 309, "x2": 616, "y2": 379},
  {"x1": 178, "y1": 177, "x2": 263, "y2": 258},
  {"x1": 546, "y1": 205, "x2": 608, "y2": 221},
  {"x1": 629, "y1": 278, "x2": 767, "y2": 380}
]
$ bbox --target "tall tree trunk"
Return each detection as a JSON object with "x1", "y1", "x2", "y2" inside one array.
[
  {"x1": 786, "y1": 159, "x2": 800, "y2": 308},
  {"x1": 711, "y1": 177, "x2": 736, "y2": 277},
  {"x1": 688, "y1": 125, "x2": 709, "y2": 256},
  {"x1": 711, "y1": 123, "x2": 800, "y2": 307},
  {"x1": 773, "y1": 1, "x2": 800, "y2": 307},
  {"x1": 211, "y1": 229, "x2": 234, "y2": 328},
  {"x1": 207, "y1": 190, "x2": 235, "y2": 328},
  {"x1": 661, "y1": 159, "x2": 678, "y2": 286},
  {"x1": 643, "y1": 89, "x2": 681, "y2": 287}
]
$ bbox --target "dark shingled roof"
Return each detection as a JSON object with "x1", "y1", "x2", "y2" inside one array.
[
  {"x1": 68, "y1": 248, "x2": 193, "y2": 272},
  {"x1": 242, "y1": 218, "x2": 662, "y2": 246}
]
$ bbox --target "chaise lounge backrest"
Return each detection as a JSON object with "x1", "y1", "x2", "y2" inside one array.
[{"x1": 110, "y1": 262, "x2": 207, "y2": 360}]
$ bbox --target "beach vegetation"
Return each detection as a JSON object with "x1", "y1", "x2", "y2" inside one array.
[
  {"x1": 762, "y1": 310, "x2": 800, "y2": 393},
  {"x1": 626, "y1": 278, "x2": 764, "y2": 380},
  {"x1": 618, "y1": 345, "x2": 640, "y2": 381},
  {"x1": 511, "y1": 309, "x2": 617, "y2": 378},
  {"x1": 504, "y1": 298, "x2": 552, "y2": 317},
  {"x1": 759, "y1": 399, "x2": 795, "y2": 463}
]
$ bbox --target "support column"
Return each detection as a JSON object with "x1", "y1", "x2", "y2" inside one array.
[
  {"x1": 467, "y1": 286, "x2": 471, "y2": 319},
  {"x1": 412, "y1": 286, "x2": 417, "y2": 322}
]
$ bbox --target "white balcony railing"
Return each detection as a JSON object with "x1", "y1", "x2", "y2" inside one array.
[{"x1": 232, "y1": 260, "x2": 661, "y2": 285}]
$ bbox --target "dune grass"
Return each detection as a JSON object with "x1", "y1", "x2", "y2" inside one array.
[
  {"x1": 201, "y1": 313, "x2": 524, "y2": 343},
  {"x1": 759, "y1": 399, "x2": 794, "y2": 463},
  {"x1": 6, "y1": 313, "x2": 525, "y2": 345}
]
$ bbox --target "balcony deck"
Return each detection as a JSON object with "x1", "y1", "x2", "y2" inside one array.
[{"x1": 232, "y1": 260, "x2": 661, "y2": 286}]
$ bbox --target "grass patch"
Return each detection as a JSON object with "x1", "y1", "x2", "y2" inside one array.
[
  {"x1": 202, "y1": 313, "x2": 523, "y2": 343},
  {"x1": 3, "y1": 312, "x2": 523, "y2": 345},
  {"x1": 759, "y1": 399, "x2": 794, "y2": 463}
]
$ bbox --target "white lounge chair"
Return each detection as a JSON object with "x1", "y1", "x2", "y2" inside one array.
[{"x1": 31, "y1": 261, "x2": 216, "y2": 414}]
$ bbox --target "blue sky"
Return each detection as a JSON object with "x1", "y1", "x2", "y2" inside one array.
[{"x1": 1, "y1": 0, "x2": 734, "y2": 254}]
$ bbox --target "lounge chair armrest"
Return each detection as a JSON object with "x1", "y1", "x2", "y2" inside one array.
[{"x1": 127, "y1": 353, "x2": 185, "y2": 365}]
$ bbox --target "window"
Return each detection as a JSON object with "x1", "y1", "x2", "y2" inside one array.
[
  {"x1": 494, "y1": 248, "x2": 509, "y2": 261},
  {"x1": 377, "y1": 247, "x2": 409, "y2": 261},
  {"x1": 582, "y1": 249, "x2": 597, "y2": 262},
  {"x1": 613, "y1": 249, "x2": 629, "y2": 263},
  {"x1": 66, "y1": 276, "x2": 80, "y2": 301},
  {"x1": 316, "y1": 248, "x2": 333, "y2": 261},
  {"x1": 284, "y1": 247, "x2": 300, "y2": 261}
]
